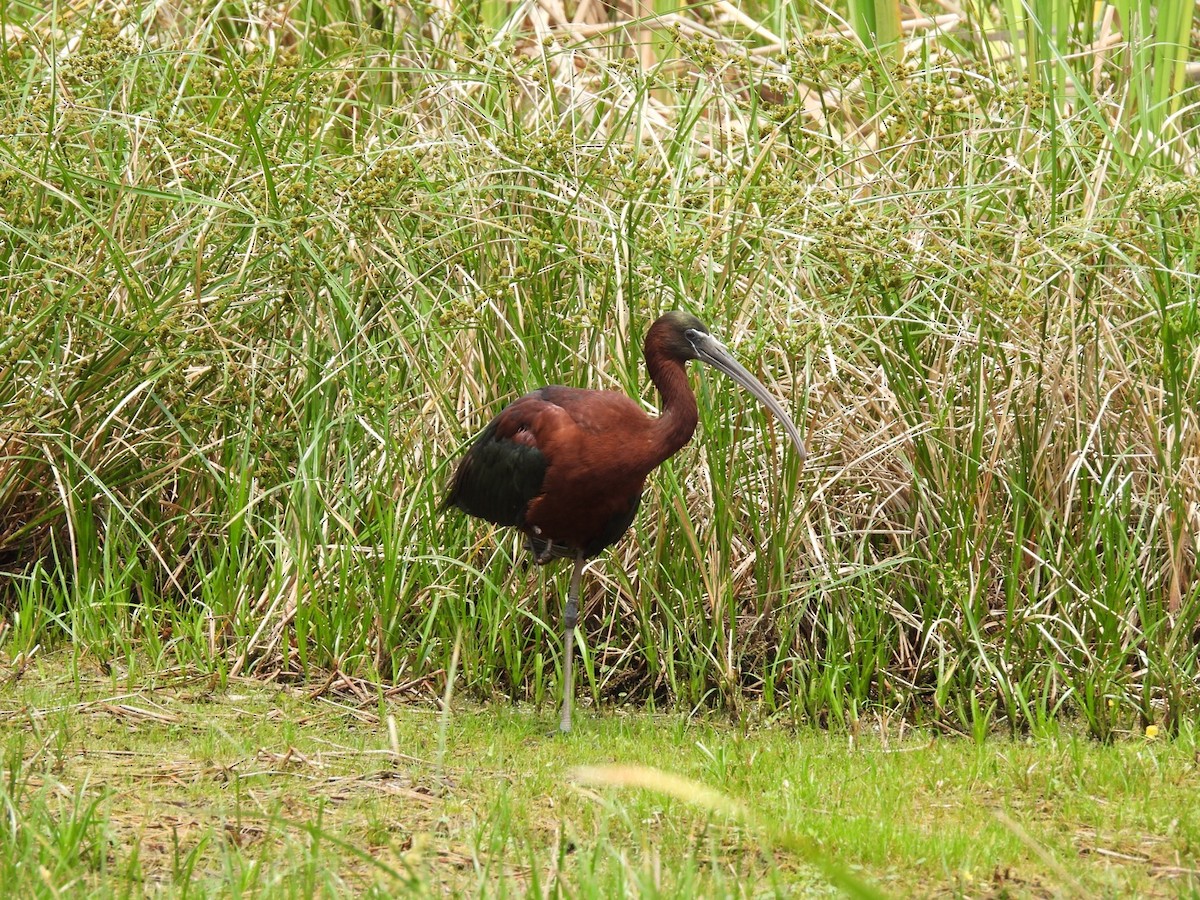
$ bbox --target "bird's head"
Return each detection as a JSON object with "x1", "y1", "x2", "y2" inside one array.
[{"x1": 648, "y1": 311, "x2": 710, "y2": 361}]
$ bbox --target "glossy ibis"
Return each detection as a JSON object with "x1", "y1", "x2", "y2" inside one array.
[{"x1": 444, "y1": 311, "x2": 806, "y2": 731}]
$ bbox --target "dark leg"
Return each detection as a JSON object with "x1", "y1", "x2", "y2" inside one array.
[{"x1": 560, "y1": 550, "x2": 585, "y2": 733}]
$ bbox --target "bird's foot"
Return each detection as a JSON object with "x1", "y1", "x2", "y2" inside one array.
[
  {"x1": 522, "y1": 534, "x2": 556, "y2": 564},
  {"x1": 557, "y1": 694, "x2": 573, "y2": 735}
]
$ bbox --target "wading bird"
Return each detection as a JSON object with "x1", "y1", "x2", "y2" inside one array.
[{"x1": 444, "y1": 312, "x2": 806, "y2": 732}]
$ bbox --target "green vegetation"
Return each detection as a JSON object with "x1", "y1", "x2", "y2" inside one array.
[
  {"x1": 1, "y1": 0, "x2": 1199, "y2": 885},
  {"x1": 2, "y1": 655, "x2": 1198, "y2": 896},
  {"x1": 2, "y1": 0, "x2": 1199, "y2": 733}
]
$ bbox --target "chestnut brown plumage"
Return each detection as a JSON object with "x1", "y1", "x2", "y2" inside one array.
[{"x1": 444, "y1": 312, "x2": 806, "y2": 731}]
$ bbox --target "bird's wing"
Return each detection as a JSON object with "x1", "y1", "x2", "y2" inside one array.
[{"x1": 444, "y1": 393, "x2": 571, "y2": 527}]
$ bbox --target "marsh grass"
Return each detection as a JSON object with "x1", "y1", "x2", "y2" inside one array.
[{"x1": 1, "y1": 0, "x2": 1199, "y2": 739}]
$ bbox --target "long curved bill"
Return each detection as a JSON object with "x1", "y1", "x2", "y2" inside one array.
[{"x1": 692, "y1": 332, "x2": 807, "y2": 464}]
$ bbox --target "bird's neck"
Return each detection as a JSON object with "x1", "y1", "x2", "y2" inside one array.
[{"x1": 647, "y1": 356, "x2": 698, "y2": 466}]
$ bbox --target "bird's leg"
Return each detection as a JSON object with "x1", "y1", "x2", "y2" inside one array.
[{"x1": 560, "y1": 550, "x2": 585, "y2": 733}]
